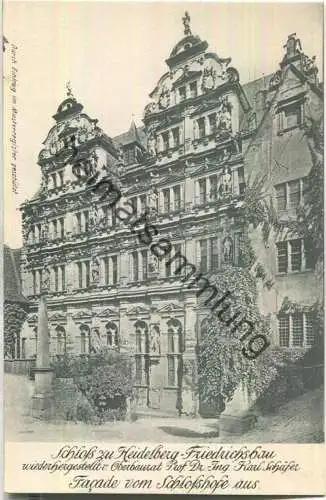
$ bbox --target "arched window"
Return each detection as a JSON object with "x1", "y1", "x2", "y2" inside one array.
[
  {"x1": 55, "y1": 326, "x2": 66, "y2": 355},
  {"x1": 105, "y1": 322, "x2": 119, "y2": 348},
  {"x1": 134, "y1": 320, "x2": 149, "y2": 385},
  {"x1": 80, "y1": 324, "x2": 90, "y2": 354},
  {"x1": 167, "y1": 319, "x2": 183, "y2": 387}
]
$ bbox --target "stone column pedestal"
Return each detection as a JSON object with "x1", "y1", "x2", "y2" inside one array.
[
  {"x1": 31, "y1": 293, "x2": 54, "y2": 419},
  {"x1": 32, "y1": 368, "x2": 54, "y2": 419},
  {"x1": 219, "y1": 384, "x2": 257, "y2": 435}
]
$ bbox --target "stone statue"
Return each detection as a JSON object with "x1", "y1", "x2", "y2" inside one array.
[
  {"x1": 41, "y1": 266, "x2": 51, "y2": 293},
  {"x1": 149, "y1": 187, "x2": 158, "y2": 213},
  {"x1": 147, "y1": 134, "x2": 157, "y2": 156},
  {"x1": 182, "y1": 11, "x2": 191, "y2": 36},
  {"x1": 222, "y1": 166, "x2": 232, "y2": 194},
  {"x1": 302, "y1": 54, "x2": 318, "y2": 78},
  {"x1": 91, "y1": 328, "x2": 103, "y2": 353},
  {"x1": 159, "y1": 88, "x2": 170, "y2": 110},
  {"x1": 150, "y1": 325, "x2": 160, "y2": 355},
  {"x1": 284, "y1": 33, "x2": 302, "y2": 59},
  {"x1": 219, "y1": 98, "x2": 232, "y2": 132},
  {"x1": 91, "y1": 255, "x2": 100, "y2": 284},
  {"x1": 223, "y1": 237, "x2": 233, "y2": 263},
  {"x1": 202, "y1": 66, "x2": 216, "y2": 91},
  {"x1": 149, "y1": 254, "x2": 159, "y2": 274}
]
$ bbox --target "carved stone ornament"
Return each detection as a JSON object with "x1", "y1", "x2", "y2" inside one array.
[
  {"x1": 149, "y1": 324, "x2": 161, "y2": 355},
  {"x1": 201, "y1": 66, "x2": 217, "y2": 91},
  {"x1": 147, "y1": 134, "x2": 157, "y2": 156},
  {"x1": 158, "y1": 87, "x2": 170, "y2": 110},
  {"x1": 269, "y1": 70, "x2": 282, "y2": 90},
  {"x1": 223, "y1": 236, "x2": 234, "y2": 263}
]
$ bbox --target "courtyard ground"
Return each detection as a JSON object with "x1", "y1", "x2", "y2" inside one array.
[{"x1": 4, "y1": 374, "x2": 323, "y2": 443}]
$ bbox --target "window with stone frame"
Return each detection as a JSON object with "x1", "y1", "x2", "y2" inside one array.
[
  {"x1": 283, "y1": 103, "x2": 302, "y2": 130},
  {"x1": 179, "y1": 86, "x2": 186, "y2": 102},
  {"x1": 275, "y1": 184, "x2": 287, "y2": 211},
  {"x1": 140, "y1": 195, "x2": 146, "y2": 213},
  {"x1": 275, "y1": 178, "x2": 307, "y2": 211},
  {"x1": 106, "y1": 322, "x2": 119, "y2": 348},
  {"x1": 167, "y1": 319, "x2": 182, "y2": 387},
  {"x1": 141, "y1": 250, "x2": 148, "y2": 281},
  {"x1": 190, "y1": 81, "x2": 198, "y2": 98},
  {"x1": 208, "y1": 113, "x2": 217, "y2": 135},
  {"x1": 209, "y1": 175, "x2": 218, "y2": 201},
  {"x1": 197, "y1": 117, "x2": 205, "y2": 138},
  {"x1": 173, "y1": 185, "x2": 181, "y2": 211},
  {"x1": 290, "y1": 239, "x2": 302, "y2": 271},
  {"x1": 199, "y1": 178, "x2": 207, "y2": 205},
  {"x1": 200, "y1": 239, "x2": 208, "y2": 273},
  {"x1": 278, "y1": 312, "x2": 316, "y2": 347},
  {"x1": 163, "y1": 188, "x2": 171, "y2": 212},
  {"x1": 172, "y1": 127, "x2": 180, "y2": 148},
  {"x1": 112, "y1": 255, "x2": 118, "y2": 284},
  {"x1": 276, "y1": 241, "x2": 288, "y2": 273},
  {"x1": 134, "y1": 321, "x2": 149, "y2": 386},
  {"x1": 162, "y1": 131, "x2": 169, "y2": 151},
  {"x1": 132, "y1": 251, "x2": 139, "y2": 282},
  {"x1": 288, "y1": 180, "x2": 300, "y2": 209},
  {"x1": 238, "y1": 167, "x2": 246, "y2": 195}
]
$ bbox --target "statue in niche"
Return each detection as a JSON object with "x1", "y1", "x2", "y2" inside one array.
[
  {"x1": 219, "y1": 97, "x2": 232, "y2": 132},
  {"x1": 91, "y1": 255, "x2": 100, "y2": 284},
  {"x1": 89, "y1": 204, "x2": 99, "y2": 231},
  {"x1": 159, "y1": 87, "x2": 170, "y2": 110},
  {"x1": 223, "y1": 237, "x2": 233, "y2": 263},
  {"x1": 41, "y1": 266, "x2": 51, "y2": 293},
  {"x1": 91, "y1": 327, "x2": 103, "y2": 353},
  {"x1": 147, "y1": 134, "x2": 157, "y2": 156},
  {"x1": 149, "y1": 325, "x2": 160, "y2": 355},
  {"x1": 149, "y1": 254, "x2": 159, "y2": 274},
  {"x1": 202, "y1": 66, "x2": 216, "y2": 91},
  {"x1": 148, "y1": 186, "x2": 159, "y2": 213},
  {"x1": 218, "y1": 167, "x2": 232, "y2": 196},
  {"x1": 41, "y1": 219, "x2": 49, "y2": 240}
]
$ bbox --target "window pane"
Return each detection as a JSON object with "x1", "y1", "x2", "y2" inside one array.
[
  {"x1": 275, "y1": 184, "x2": 286, "y2": 211},
  {"x1": 162, "y1": 132, "x2": 169, "y2": 150},
  {"x1": 305, "y1": 313, "x2": 316, "y2": 346},
  {"x1": 172, "y1": 128, "x2": 180, "y2": 148},
  {"x1": 279, "y1": 316, "x2": 289, "y2": 346},
  {"x1": 208, "y1": 113, "x2": 217, "y2": 135},
  {"x1": 198, "y1": 118, "x2": 205, "y2": 138},
  {"x1": 277, "y1": 242, "x2": 288, "y2": 273},
  {"x1": 173, "y1": 186, "x2": 181, "y2": 210},
  {"x1": 284, "y1": 104, "x2": 301, "y2": 129},
  {"x1": 199, "y1": 179, "x2": 206, "y2": 204},
  {"x1": 190, "y1": 81, "x2": 197, "y2": 98},
  {"x1": 291, "y1": 239, "x2": 302, "y2": 271},
  {"x1": 292, "y1": 314, "x2": 303, "y2": 347},
  {"x1": 132, "y1": 252, "x2": 139, "y2": 281},
  {"x1": 200, "y1": 240, "x2": 208, "y2": 273},
  {"x1": 210, "y1": 238, "x2": 219, "y2": 270},
  {"x1": 142, "y1": 250, "x2": 148, "y2": 280},
  {"x1": 163, "y1": 189, "x2": 170, "y2": 212},
  {"x1": 112, "y1": 256, "x2": 118, "y2": 284},
  {"x1": 288, "y1": 180, "x2": 300, "y2": 209}
]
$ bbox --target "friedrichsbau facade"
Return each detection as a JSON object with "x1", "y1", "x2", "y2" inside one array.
[{"x1": 16, "y1": 18, "x2": 323, "y2": 416}]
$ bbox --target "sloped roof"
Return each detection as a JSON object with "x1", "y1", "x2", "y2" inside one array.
[
  {"x1": 113, "y1": 121, "x2": 146, "y2": 148},
  {"x1": 4, "y1": 245, "x2": 28, "y2": 304}
]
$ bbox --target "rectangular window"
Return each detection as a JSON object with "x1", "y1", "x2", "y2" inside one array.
[
  {"x1": 190, "y1": 81, "x2": 197, "y2": 98},
  {"x1": 284, "y1": 104, "x2": 301, "y2": 129},
  {"x1": 84, "y1": 211, "x2": 89, "y2": 232},
  {"x1": 199, "y1": 179, "x2": 207, "y2": 205},
  {"x1": 172, "y1": 127, "x2": 180, "y2": 148},
  {"x1": 51, "y1": 173, "x2": 57, "y2": 189},
  {"x1": 61, "y1": 265, "x2": 65, "y2": 291},
  {"x1": 77, "y1": 262, "x2": 83, "y2": 289},
  {"x1": 60, "y1": 218, "x2": 65, "y2": 239},
  {"x1": 210, "y1": 238, "x2": 219, "y2": 270},
  {"x1": 59, "y1": 171, "x2": 64, "y2": 186},
  {"x1": 167, "y1": 356, "x2": 176, "y2": 386},
  {"x1": 112, "y1": 256, "x2": 118, "y2": 284},
  {"x1": 304, "y1": 239, "x2": 314, "y2": 270},
  {"x1": 162, "y1": 132, "x2": 169, "y2": 151},
  {"x1": 85, "y1": 261, "x2": 90, "y2": 288},
  {"x1": 32, "y1": 270, "x2": 36, "y2": 295},
  {"x1": 54, "y1": 266, "x2": 59, "y2": 292},
  {"x1": 200, "y1": 240, "x2": 208, "y2": 273},
  {"x1": 104, "y1": 257, "x2": 109, "y2": 285},
  {"x1": 288, "y1": 180, "x2": 300, "y2": 209},
  {"x1": 135, "y1": 356, "x2": 142, "y2": 384},
  {"x1": 163, "y1": 189, "x2": 170, "y2": 212},
  {"x1": 132, "y1": 252, "x2": 139, "y2": 282},
  {"x1": 174, "y1": 244, "x2": 182, "y2": 274},
  {"x1": 275, "y1": 184, "x2": 287, "y2": 211},
  {"x1": 209, "y1": 175, "x2": 218, "y2": 201},
  {"x1": 198, "y1": 117, "x2": 205, "y2": 138},
  {"x1": 125, "y1": 147, "x2": 135, "y2": 165},
  {"x1": 179, "y1": 86, "x2": 186, "y2": 102},
  {"x1": 279, "y1": 316, "x2": 290, "y2": 347},
  {"x1": 292, "y1": 314, "x2": 304, "y2": 347},
  {"x1": 238, "y1": 167, "x2": 246, "y2": 195},
  {"x1": 173, "y1": 185, "x2": 181, "y2": 211},
  {"x1": 305, "y1": 313, "x2": 316, "y2": 346},
  {"x1": 277, "y1": 242, "x2": 288, "y2": 273},
  {"x1": 52, "y1": 219, "x2": 58, "y2": 239},
  {"x1": 208, "y1": 113, "x2": 217, "y2": 135},
  {"x1": 76, "y1": 213, "x2": 82, "y2": 233},
  {"x1": 290, "y1": 239, "x2": 302, "y2": 271},
  {"x1": 141, "y1": 250, "x2": 148, "y2": 281}
]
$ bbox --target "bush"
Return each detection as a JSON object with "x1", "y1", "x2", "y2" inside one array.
[{"x1": 51, "y1": 348, "x2": 133, "y2": 423}]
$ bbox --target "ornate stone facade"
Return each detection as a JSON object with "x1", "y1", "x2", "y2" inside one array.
[{"x1": 18, "y1": 16, "x2": 322, "y2": 416}]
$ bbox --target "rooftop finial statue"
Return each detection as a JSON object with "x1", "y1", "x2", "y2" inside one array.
[
  {"x1": 66, "y1": 80, "x2": 74, "y2": 98},
  {"x1": 182, "y1": 11, "x2": 191, "y2": 36}
]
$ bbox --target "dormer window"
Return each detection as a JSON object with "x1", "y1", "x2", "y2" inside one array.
[
  {"x1": 277, "y1": 100, "x2": 303, "y2": 133},
  {"x1": 190, "y1": 81, "x2": 197, "y2": 98},
  {"x1": 179, "y1": 86, "x2": 186, "y2": 102}
]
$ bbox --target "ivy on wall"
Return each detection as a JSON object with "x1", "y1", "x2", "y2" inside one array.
[{"x1": 4, "y1": 302, "x2": 29, "y2": 358}]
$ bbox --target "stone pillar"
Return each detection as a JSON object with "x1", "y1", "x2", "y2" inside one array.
[
  {"x1": 181, "y1": 293, "x2": 199, "y2": 416},
  {"x1": 219, "y1": 383, "x2": 257, "y2": 434},
  {"x1": 31, "y1": 294, "x2": 53, "y2": 419}
]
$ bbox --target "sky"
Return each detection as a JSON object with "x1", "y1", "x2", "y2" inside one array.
[{"x1": 3, "y1": 1, "x2": 323, "y2": 248}]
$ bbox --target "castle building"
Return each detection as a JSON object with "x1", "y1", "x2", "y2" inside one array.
[{"x1": 17, "y1": 17, "x2": 323, "y2": 415}]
